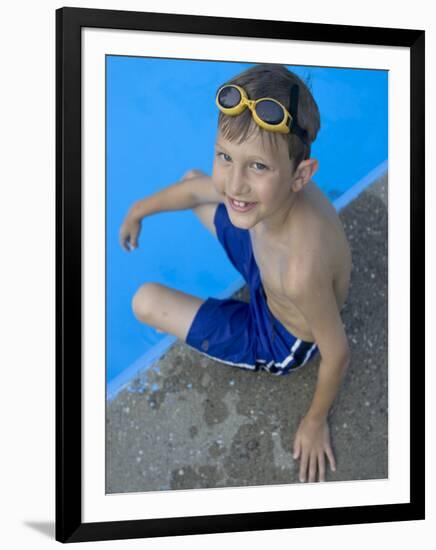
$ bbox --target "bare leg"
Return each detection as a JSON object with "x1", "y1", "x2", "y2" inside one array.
[{"x1": 132, "y1": 282, "x2": 204, "y2": 342}]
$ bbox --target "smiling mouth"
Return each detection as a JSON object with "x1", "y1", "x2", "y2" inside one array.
[{"x1": 228, "y1": 196, "x2": 257, "y2": 212}]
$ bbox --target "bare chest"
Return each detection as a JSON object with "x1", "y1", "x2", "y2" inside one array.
[
  {"x1": 250, "y1": 237, "x2": 313, "y2": 338},
  {"x1": 250, "y1": 238, "x2": 287, "y2": 296},
  {"x1": 249, "y1": 226, "x2": 350, "y2": 341}
]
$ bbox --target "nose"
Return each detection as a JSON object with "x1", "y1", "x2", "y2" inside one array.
[{"x1": 226, "y1": 165, "x2": 251, "y2": 198}]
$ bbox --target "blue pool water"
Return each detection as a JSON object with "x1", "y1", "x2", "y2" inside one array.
[{"x1": 106, "y1": 57, "x2": 388, "y2": 398}]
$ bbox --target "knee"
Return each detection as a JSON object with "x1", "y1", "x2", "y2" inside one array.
[{"x1": 131, "y1": 282, "x2": 162, "y2": 323}]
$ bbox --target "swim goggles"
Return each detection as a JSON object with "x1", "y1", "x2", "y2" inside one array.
[{"x1": 216, "y1": 83, "x2": 308, "y2": 142}]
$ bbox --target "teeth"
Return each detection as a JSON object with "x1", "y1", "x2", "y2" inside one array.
[{"x1": 233, "y1": 199, "x2": 249, "y2": 207}]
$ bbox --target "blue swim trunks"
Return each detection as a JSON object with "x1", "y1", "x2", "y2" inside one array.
[{"x1": 185, "y1": 203, "x2": 319, "y2": 376}]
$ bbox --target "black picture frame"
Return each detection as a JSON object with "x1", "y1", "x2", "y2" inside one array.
[{"x1": 56, "y1": 6, "x2": 425, "y2": 543}]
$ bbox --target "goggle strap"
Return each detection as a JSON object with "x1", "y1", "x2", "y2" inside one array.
[
  {"x1": 289, "y1": 84, "x2": 299, "y2": 119},
  {"x1": 289, "y1": 84, "x2": 309, "y2": 145}
]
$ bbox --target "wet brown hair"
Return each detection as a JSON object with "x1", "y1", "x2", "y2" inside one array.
[{"x1": 217, "y1": 64, "x2": 321, "y2": 171}]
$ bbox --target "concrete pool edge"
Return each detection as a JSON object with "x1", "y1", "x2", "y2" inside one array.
[{"x1": 107, "y1": 159, "x2": 388, "y2": 402}]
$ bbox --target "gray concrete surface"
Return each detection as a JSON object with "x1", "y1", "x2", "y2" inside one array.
[{"x1": 106, "y1": 174, "x2": 388, "y2": 493}]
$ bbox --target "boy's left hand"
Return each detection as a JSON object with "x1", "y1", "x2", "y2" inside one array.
[{"x1": 293, "y1": 415, "x2": 336, "y2": 482}]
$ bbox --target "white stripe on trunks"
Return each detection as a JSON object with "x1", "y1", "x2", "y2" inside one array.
[
  {"x1": 186, "y1": 339, "x2": 315, "y2": 374},
  {"x1": 269, "y1": 338, "x2": 302, "y2": 369},
  {"x1": 300, "y1": 343, "x2": 318, "y2": 367},
  {"x1": 265, "y1": 339, "x2": 319, "y2": 375}
]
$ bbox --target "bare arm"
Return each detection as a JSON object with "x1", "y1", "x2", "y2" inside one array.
[
  {"x1": 120, "y1": 171, "x2": 222, "y2": 251},
  {"x1": 129, "y1": 172, "x2": 222, "y2": 221},
  {"x1": 286, "y1": 264, "x2": 350, "y2": 482},
  {"x1": 299, "y1": 288, "x2": 349, "y2": 420}
]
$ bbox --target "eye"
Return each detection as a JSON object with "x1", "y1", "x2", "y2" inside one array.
[
  {"x1": 217, "y1": 152, "x2": 232, "y2": 162},
  {"x1": 252, "y1": 162, "x2": 268, "y2": 171}
]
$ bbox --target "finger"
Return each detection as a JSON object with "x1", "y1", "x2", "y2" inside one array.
[
  {"x1": 318, "y1": 452, "x2": 326, "y2": 482},
  {"x1": 325, "y1": 445, "x2": 336, "y2": 472},
  {"x1": 293, "y1": 435, "x2": 301, "y2": 459},
  {"x1": 119, "y1": 229, "x2": 129, "y2": 251},
  {"x1": 299, "y1": 449, "x2": 309, "y2": 482},
  {"x1": 128, "y1": 228, "x2": 138, "y2": 248},
  {"x1": 132, "y1": 226, "x2": 141, "y2": 248},
  {"x1": 308, "y1": 452, "x2": 317, "y2": 483}
]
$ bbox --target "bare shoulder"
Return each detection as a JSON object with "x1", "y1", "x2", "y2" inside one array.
[
  {"x1": 284, "y1": 238, "x2": 331, "y2": 302},
  {"x1": 284, "y1": 186, "x2": 342, "y2": 296},
  {"x1": 284, "y1": 184, "x2": 351, "y2": 307}
]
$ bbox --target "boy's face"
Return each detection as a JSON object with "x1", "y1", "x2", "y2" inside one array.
[{"x1": 212, "y1": 128, "x2": 296, "y2": 231}]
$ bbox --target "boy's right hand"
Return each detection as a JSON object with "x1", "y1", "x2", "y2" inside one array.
[{"x1": 119, "y1": 212, "x2": 142, "y2": 252}]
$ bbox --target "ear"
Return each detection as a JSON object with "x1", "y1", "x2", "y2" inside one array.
[{"x1": 291, "y1": 158, "x2": 319, "y2": 192}]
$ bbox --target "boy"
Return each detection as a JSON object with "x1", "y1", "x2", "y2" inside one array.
[{"x1": 119, "y1": 64, "x2": 351, "y2": 483}]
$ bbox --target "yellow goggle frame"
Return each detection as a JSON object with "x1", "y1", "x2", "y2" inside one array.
[{"x1": 215, "y1": 84, "x2": 292, "y2": 134}]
